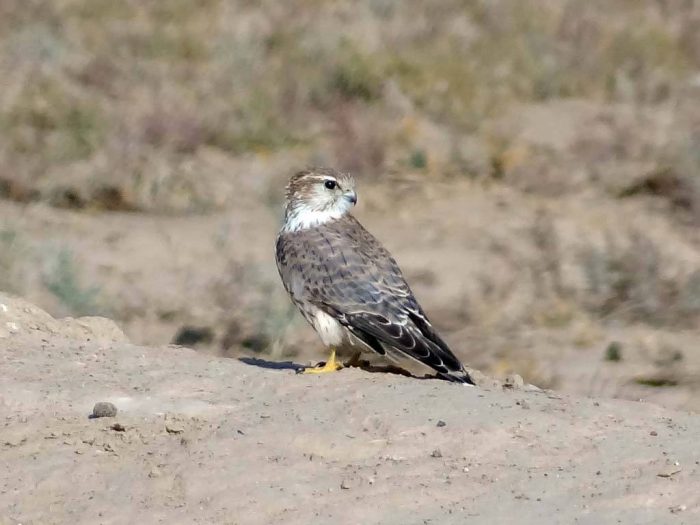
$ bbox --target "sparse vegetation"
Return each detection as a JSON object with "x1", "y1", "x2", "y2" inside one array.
[
  {"x1": 605, "y1": 341, "x2": 623, "y2": 362},
  {"x1": 409, "y1": 149, "x2": 428, "y2": 170},
  {"x1": 42, "y1": 248, "x2": 103, "y2": 317},
  {"x1": 0, "y1": 229, "x2": 25, "y2": 294},
  {"x1": 213, "y1": 261, "x2": 302, "y2": 359},
  {"x1": 578, "y1": 232, "x2": 700, "y2": 326},
  {"x1": 1, "y1": 0, "x2": 698, "y2": 206}
]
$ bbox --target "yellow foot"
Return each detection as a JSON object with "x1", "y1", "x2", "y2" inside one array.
[{"x1": 301, "y1": 349, "x2": 342, "y2": 375}]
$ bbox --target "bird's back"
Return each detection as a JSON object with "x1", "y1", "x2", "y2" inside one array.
[{"x1": 276, "y1": 215, "x2": 410, "y2": 309}]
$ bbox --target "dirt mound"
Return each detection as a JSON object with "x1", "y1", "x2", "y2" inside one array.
[
  {"x1": 0, "y1": 293, "x2": 127, "y2": 343},
  {"x1": 1, "y1": 296, "x2": 699, "y2": 524}
]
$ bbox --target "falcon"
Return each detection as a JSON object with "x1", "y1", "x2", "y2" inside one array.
[{"x1": 275, "y1": 167, "x2": 473, "y2": 384}]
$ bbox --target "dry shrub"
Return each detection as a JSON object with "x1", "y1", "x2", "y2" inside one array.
[
  {"x1": 619, "y1": 167, "x2": 700, "y2": 217},
  {"x1": 579, "y1": 232, "x2": 700, "y2": 326},
  {"x1": 211, "y1": 261, "x2": 302, "y2": 359},
  {"x1": 327, "y1": 101, "x2": 387, "y2": 177}
]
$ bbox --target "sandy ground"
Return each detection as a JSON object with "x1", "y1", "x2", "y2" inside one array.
[{"x1": 2, "y1": 294, "x2": 699, "y2": 524}]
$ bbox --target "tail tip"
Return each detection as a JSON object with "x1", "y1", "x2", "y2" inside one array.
[{"x1": 442, "y1": 368, "x2": 475, "y2": 385}]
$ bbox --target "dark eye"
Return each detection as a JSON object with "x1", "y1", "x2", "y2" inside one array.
[{"x1": 324, "y1": 180, "x2": 337, "y2": 190}]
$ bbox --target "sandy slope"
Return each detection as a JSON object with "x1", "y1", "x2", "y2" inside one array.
[{"x1": 1, "y1": 294, "x2": 699, "y2": 525}]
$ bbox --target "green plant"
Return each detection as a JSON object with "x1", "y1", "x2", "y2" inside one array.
[
  {"x1": 42, "y1": 248, "x2": 102, "y2": 316},
  {"x1": 409, "y1": 149, "x2": 428, "y2": 170},
  {"x1": 604, "y1": 341, "x2": 623, "y2": 362}
]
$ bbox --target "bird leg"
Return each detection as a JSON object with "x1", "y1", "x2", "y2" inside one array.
[{"x1": 302, "y1": 348, "x2": 343, "y2": 374}]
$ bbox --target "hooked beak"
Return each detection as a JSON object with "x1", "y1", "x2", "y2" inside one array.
[{"x1": 344, "y1": 190, "x2": 357, "y2": 205}]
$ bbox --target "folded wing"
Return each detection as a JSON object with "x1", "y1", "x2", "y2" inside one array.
[{"x1": 280, "y1": 215, "x2": 472, "y2": 384}]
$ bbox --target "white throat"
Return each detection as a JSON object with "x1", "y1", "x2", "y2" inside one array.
[{"x1": 282, "y1": 206, "x2": 345, "y2": 233}]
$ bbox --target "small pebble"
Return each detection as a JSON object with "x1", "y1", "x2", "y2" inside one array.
[
  {"x1": 650, "y1": 430, "x2": 658, "y2": 436},
  {"x1": 91, "y1": 402, "x2": 117, "y2": 418},
  {"x1": 503, "y1": 374, "x2": 524, "y2": 389},
  {"x1": 110, "y1": 422, "x2": 126, "y2": 432},
  {"x1": 436, "y1": 420, "x2": 446, "y2": 428},
  {"x1": 166, "y1": 423, "x2": 184, "y2": 434},
  {"x1": 657, "y1": 467, "x2": 682, "y2": 478},
  {"x1": 431, "y1": 449, "x2": 443, "y2": 458}
]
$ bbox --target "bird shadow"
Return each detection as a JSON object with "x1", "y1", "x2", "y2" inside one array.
[
  {"x1": 238, "y1": 356, "x2": 450, "y2": 383},
  {"x1": 238, "y1": 356, "x2": 305, "y2": 372},
  {"x1": 350, "y1": 361, "x2": 415, "y2": 378}
]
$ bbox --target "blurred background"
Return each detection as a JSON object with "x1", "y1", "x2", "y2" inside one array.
[{"x1": 1, "y1": 0, "x2": 699, "y2": 409}]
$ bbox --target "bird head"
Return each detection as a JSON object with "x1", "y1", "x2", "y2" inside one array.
[{"x1": 282, "y1": 168, "x2": 357, "y2": 232}]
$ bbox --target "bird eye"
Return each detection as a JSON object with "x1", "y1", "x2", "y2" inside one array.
[{"x1": 324, "y1": 180, "x2": 337, "y2": 190}]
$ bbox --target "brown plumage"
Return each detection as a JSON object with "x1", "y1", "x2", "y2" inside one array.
[{"x1": 275, "y1": 167, "x2": 473, "y2": 384}]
